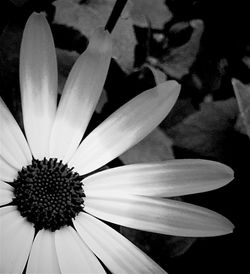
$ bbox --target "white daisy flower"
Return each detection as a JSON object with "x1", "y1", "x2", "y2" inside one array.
[{"x1": 0, "y1": 13, "x2": 234, "y2": 273}]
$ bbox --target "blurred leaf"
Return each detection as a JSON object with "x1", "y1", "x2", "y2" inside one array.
[
  {"x1": 53, "y1": 0, "x2": 136, "y2": 71},
  {"x1": 190, "y1": 57, "x2": 228, "y2": 95},
  {"x1": 121, "y1": 226, "x2": 196, "y2": 260},
  {"x1": 153, "y1": 19, "x2": 204, "y2": 79},
  {"x1": 161, "y1": 98, "x2": 197, "y2": 130},
  {"x1": 232, "y1": 78, "x2": 250, "y2": 138},
  {"x1": 129, "y1": 0, "x2": 172, "y2": 29},
  {"x1": 166, "y1": 98, "x2": 238, "y2": 161},
  {"x1": 119, "y1": 127, "x2": 174, "y2": 164}
]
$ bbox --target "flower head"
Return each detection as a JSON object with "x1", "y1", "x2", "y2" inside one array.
[{"x1": 0, "y1": 13, "x2": 234, "y2": 273}]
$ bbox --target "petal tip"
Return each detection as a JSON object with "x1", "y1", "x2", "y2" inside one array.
[
  {"x1": 158, "y1": 80, "x2": 181, "y2": 103},
  {"x1": 225, "y1": 165, "x2": 234, "y2": 180},
  {"x1": 27, "y1": 12, "x2": 47, "y2": 26},
  {"x1": 165, "y1": 80, "x2": 181, "y2": 94},
  {"x1": 216, "y1": 161, "x2": 234, "y2": 184},
  {"x1": 206, "y1": 211, "x2": 235, "y2": 237},
  {"x1": 89, "y1": 28, "x2": 112, "y2": 54},
  {"x1": 198, "y1": 160, "x2": 234, "y2": 188},
  {"x1": 23, "y1": 12, "x2": 51, "y2": 42},
  {"x1": 231, "y1": 77, "x2": 239, "y2": 86},
  {"x1": 219, "y1": 218, "x2": 235, "y2": 236}
]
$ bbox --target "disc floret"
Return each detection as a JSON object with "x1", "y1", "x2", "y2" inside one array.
[{"x1": 12, "y1": 158, "x2": 85, "y2": 231}]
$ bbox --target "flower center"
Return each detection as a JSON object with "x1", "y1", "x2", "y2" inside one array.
[{"x1": 12, "y1": 158, "x2": 85, "y2": 231}]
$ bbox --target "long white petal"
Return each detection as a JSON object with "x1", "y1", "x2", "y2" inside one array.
[
  {"x1": 26, "y1": 229, "x2": 60, "y2": 274},
  {"x1": 84, "y1": 195, "x2": 234, "y2": 237},
  {"x1": 49, "y1": 29, "x2": 112, "y2": 162},
  {"x1": 20, "y1": 13, "x2": 57, "y2": 159},
  {"x1": 74, "y1": 213, "x2": 168, "y2": 274},
  {"x1": 0, "y1": 98, "x2": 31, "y2": 169},
  {"x1": 55, "y1": 226, "x2": 105, "y2": 273},
  {"x1": 84, "y1": 159, "x2": 234, "y2": 197},
  {"x1": 0, "y1": 206, "x2": 34, "y2": 273},
  {"x1": 70, "y1": 80, "x2": 181, "y2": 174},
  {"x1": 0, "y1": 180, "x2": 14, "y2": 206},
  {"x1": 0, "y1": 156, "x2": 18, "y2": 182}
]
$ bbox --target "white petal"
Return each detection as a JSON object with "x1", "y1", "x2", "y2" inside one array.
[
  {"x1": 0, "y1": 180, "x2": 13, "y2": 206},
  {"x1": 20, "y1": 13, "x2": 57, "y2": 159},
  {"x1": 84, "y1": 195, "x2": 234, "y2": 237},
  {"x1": 70, "y1": 80, "x2": 181, "y2": 174},
  {"x1": 74, "y1": 213, "x2": 168, "y2": 274},
  {"x1": 27, "y1": 229, "x2": 60, "y2": 274},
  {"x1": 0, "y1": 98, "x2": 32, "y2": 169},
  {"x1": 84, "y1": 159, "x2": 234, "y2": 197},
  {"x1": 49, "y1": 29, "x2": 112, "y2": 162},
  {"x1": 55, "y1": 226, "x2": 105, "y2": 273},
  {"x1": 0, "y1": 206, "x2": 35, "y2": 273},
  {"x1": 0, "y1": 156, "x2": 18, "y2": 182}
]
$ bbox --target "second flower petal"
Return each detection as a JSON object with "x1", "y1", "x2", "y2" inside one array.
[
  {"x1": 55, "y1": 226, "x2": 106, "y2": 273},
  {"x1": 70, "y1": 80, "x2": 181, "y2": 174},
  {"x1": 49, "y1": 29, "x2": 112, "y2": 162},
  {"x1": 0, "y1": 180, "x2": 14, "y2": 206},
  {"x1": 84, "y1": 195, "x2": 234, "y2": 237},
  {"x1": 83, "y1": 159, "x2": 234, "y2": 197},
  {"x1": 0, "y1": 156, "x2": 18, "y2": 182},
  {"x1": 74, "y1": 212, "x2": 167, "y2": 274},
  {"x1": 0, "y1": 98, "x2": 32, "y2": 169},
  {"x1": 26, "y1": 229, "x2": 60, "y2": 274},
  {"x1": 0, "y1": 206, "x2": 35, "y2": 273},
  {"x1": 20, "y1": 13, "x2": 58, "y2": 159}
]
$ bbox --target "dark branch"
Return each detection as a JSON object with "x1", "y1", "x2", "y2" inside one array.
[{"x1": 105, "y1": 0, "x2": 128, "y2": 33}]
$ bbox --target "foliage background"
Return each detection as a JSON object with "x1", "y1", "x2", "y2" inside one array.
[{"x1": 0, "y1": 0, "x2": 245, "y2": 273}]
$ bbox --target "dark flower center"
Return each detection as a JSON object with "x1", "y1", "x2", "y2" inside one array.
[{"x1": 12, "y1": 158, "x2": 85, "y2": 231}]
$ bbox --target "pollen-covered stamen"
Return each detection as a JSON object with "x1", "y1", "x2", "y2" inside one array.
[{"x1": 12, "y1": 158, "x2": 85, "y2": 231}]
